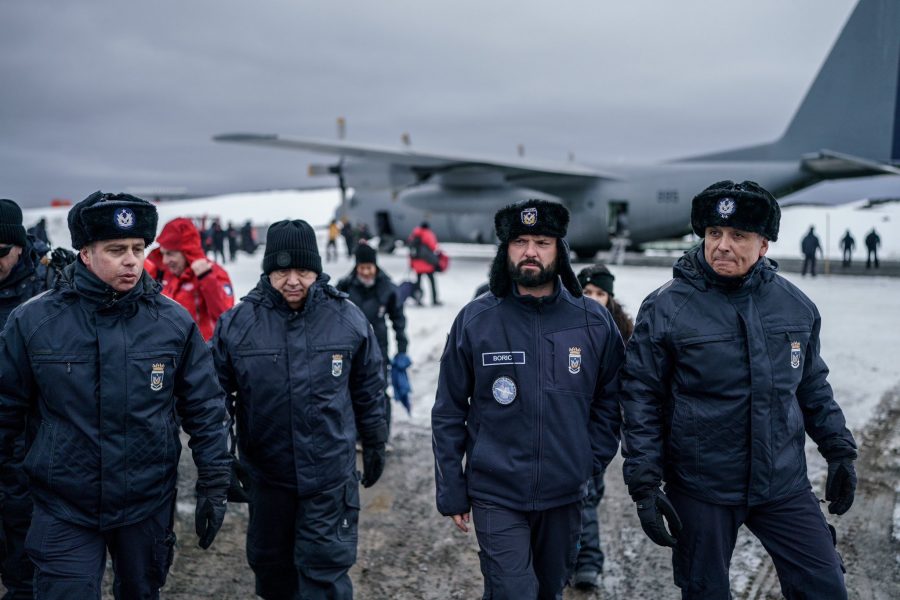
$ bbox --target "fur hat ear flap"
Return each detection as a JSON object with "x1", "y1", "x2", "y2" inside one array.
[
  {"x1": 557, "y1": 239, "x2": 582, "y2": 298},
  {"x1": 488, "y1": 243, "x2": 513, "y2": 297}
]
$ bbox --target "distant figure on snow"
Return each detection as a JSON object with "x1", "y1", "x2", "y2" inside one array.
[
  {"x1": 865, "y1": 227, "x2": 881, "y2": 269},
  {"x1": 840, "y1": 229, "x2": 855, "y2": 267},
  {"x1": 801, "y1": 225, "x2": 822, "y2": 277}
]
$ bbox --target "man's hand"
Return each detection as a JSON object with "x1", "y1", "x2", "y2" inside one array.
[
  {"x1": 195, "y1": 485, "x2": 227, "y2": 549},
  {"x1": 635, "y1": 488, "x2": 682, "y2": 547},
  {"x1": 825, "y1": 459, "x2": 857, "y2": 515},
  {"x1": 191, "y1": 258, "x2": 212, "y2": 277},
  {"x1": 361, "y1": 442, "x2": 386, "y2": 488},
  {"x1": 451, "y1": 513, "x2": 470, "y2": 533}
]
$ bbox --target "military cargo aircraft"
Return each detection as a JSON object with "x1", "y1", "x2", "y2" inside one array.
[{"x1": 215, "y1": 0, "x2": 899, "y2": 258}]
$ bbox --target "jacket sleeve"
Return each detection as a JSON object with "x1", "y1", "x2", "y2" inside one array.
[
  {"x1": 796, "y1": 308, "x2": 857, "y2": 461},
  {"x1": 196, "y1": 266, "x2": 235, "y2": 325},
  {"x1": 0, "y1": 312, "x2": 35, "y2": 495},
  {"x1": 431, "y1": 312, "x2": 473, "y2": 516},
  {"x1": 620, "y1": 293, "x2": 674, "y2": 497},
  {"x1": 209, "y1": 310, "x2": 239, "y2": 418},
  {"x1": 388, "y1": 288, "x2": 409, "y2": 354},
  {"x1": 589, "y1": 312, "x2": 625, "y2": 477},
  {"x1": 349, "y1": 319, "x2": 386, "y2": 440},
  {"x1": 174, "y1": 323, "x2": 232, "y2": 482}
]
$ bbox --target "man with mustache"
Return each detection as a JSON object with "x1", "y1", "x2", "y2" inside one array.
[
  {"x1": 432, "y1": 199, "x2": 624, "y2": 599},
  {"x1": 0, "y1": 192, "x2": 232, "y2": 599},
  {"x1": 621, "y1": 181, "x2": 857, "y2": 599}
]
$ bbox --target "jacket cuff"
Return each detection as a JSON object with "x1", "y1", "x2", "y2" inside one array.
[{"x1": 360, "y1": 422, "x2": 388, "y2": 447}]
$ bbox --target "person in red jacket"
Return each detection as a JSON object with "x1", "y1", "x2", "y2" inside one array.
[
  {"x1": 408, "y1": 221, "x2": 442, "y2": 306},
  {"x1": 147, "y1": 217, "x2": 234, "y2": 340}
]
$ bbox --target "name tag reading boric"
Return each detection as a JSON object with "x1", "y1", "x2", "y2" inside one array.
[{"x1": 482, "y1": 351, "x2": 526, "y2": 366}]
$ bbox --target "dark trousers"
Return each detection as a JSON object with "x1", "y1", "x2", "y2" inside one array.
[
  {"x1": 841, "y1": 248, "x2": 852, "y2": 266},
  {"x1": 575, "y1": 474, "x2": 605, "y2": 575},
  {"x1": 1, "y1": 493, "x2": 34, "y2": 599},
  {"x1": 471, "y1": 499, "x2": 581, "y2": 600},
  {"x1": 667, "y1": 488, "x2": 846, "y2": 600},
  {"x1": 415, "y1": 272, "x2": 438, "y2": 305},
  {"x1": 326, "y1": 240, "x2": 338, "y2": 262},
  {"x1": 24, "y1": 500, "x2": 175, "y2": 600},
  {"x1": 801, "y1": 254, "x2": 817, "y2": 276},
  {"x1": 247, "y1": 475, "x2": 359, "y2": 600},
  {"x1": 866, "y1": 248, "x2": 879, "y2": 268}
]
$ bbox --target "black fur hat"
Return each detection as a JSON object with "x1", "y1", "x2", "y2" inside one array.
[
  {"x1": 489, "y1": 199, "x2": 581, "y2": 298},
  {"x1": 68, "y1": 191, "x2": 158, "y2": 250},
  {"x1": 494, "y1": 198, "x2": 569, "y2": 243},
  {"x1": 691, "y1": 180, "x2": 780, "y2": 241}
]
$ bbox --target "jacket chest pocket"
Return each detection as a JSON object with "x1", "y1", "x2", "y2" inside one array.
[
  {"x1": 233, "y1": 347, "x2": 284, "y2": 379},
  {"x1": 673, "y1": 332, "x2": 747, "y2": 394},
  {"x1": 765, "y1": 327, "x2": 812, "y2": 395},
  {"x1": 127, "y1": 350, "x2": 179, "y2": 406},
  {"x1": 30, "y1": 353, "x2": 97, "y2": 407},
  {"x1": 546, "y1": 332, "x2": 596, "y2": 397},
  {"x1": 310, "y1": 345, "x2": 353, "y2": 397}
]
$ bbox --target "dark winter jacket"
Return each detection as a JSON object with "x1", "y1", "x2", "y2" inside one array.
[
  {"x1": 865, "y1": 231, "x2": 881, "y2": 250},
  {"x1": 621, "y1": 245, "x2": 857, "y2": 506},
  {"x1": 840, "y1": 233, "x2": 855, "y2": 252},
  {"x1": 0, "y1": 260, "x2": 231, "y2": 530},
  {"x1": 801, "y1": 231, "x2": 821, "y2": 257},
  {"x1": 211, "y1": 274, "x2": 386, "y2": 494},
  {"x1": 336, "y1": 269, "x2": 408, "y2": 362},
  {"x1": 432, "y1": 279, "x2": 624, "y2": 516},
  {"x1": 0, "y1": 236, "x2": 51, "y2": 327}
]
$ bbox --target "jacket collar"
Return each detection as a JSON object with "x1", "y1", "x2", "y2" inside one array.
[
  {"x1": 508, "y1": 277, "x2": 563, "y2": 309},
  {"x1": 246, "y1": 272, "x2": 332, "y2": 315},
  {"x1": 63, "y1": 258, "x2": 158, "y2": 310},
  {"x1": 674, "y1": 243, "x2": 778, "y2": 292}
]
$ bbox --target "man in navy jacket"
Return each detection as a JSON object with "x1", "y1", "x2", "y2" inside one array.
[
  {"x1": 212, "y1": 220, "x2": 386, "y2": 600},
  {"x1": 432, "y1": 199, "x2": 624, "y2": 599},
  {"x1": 0, "y1": 192, "x2": 232, "y2": 599},
  {"x1": 621, "y1": 181, "x2": 857, "y2": 599}
]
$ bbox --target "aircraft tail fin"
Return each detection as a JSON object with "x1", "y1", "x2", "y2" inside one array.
[{"x1": 689, "y1": 0, "x2": 900, "y2": 164}]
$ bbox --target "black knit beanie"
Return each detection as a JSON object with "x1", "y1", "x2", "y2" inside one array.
[
  {"x1": 577, "y1": 264, "x2": 615, "y2": 296},
  {"x1": 67, "y1": 191, "x2": 158, "y2": 250},
  {"x1": 263, "y1": 219, "x2": 322, "y2": 275},
  {"x1": 691, "y1": 180, "x2": 780, "y2": 241},
  {"x1": 0, "y1": 199, "x2": 27, "y2": 247},
  {"x1": 355, "y1": 243, "x2": 377, "y2": 266}
]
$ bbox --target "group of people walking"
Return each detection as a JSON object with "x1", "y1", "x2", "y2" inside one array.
[
  {"x1": 801, "y1": 225, "x2": 883, "y2": 275},
  {"x1": 0, "y1": 180, "x2": 861, "y2": 599}
]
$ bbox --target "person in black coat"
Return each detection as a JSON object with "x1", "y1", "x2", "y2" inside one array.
[
  {"x1": 337, "y1": 243, "x2": 409, "y2": 437},
  {"x1": 211, "y1": 220, "x2": 386, "y2": 600},
  {"x1": 0, "y1": 192, "x2": 232, "y2": 599},
  {"x1": 621, "y1": 181, "x2": 857, "y2": 599},
  {"x1": 432, "y1": 199, "x2": 624, "y2": 599},
  {"x1": 865, "y1": 227, "x2": 881, "y2": 268},
  {"x1": 840, "y1": 229, "x2": 855, "y2": 267},
  {"x1": 800, "y1": 225, "x2": 822, "y2": 276}
]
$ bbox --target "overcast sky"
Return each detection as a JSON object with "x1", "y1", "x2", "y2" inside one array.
[{"x1": 5, "y1": 0, "x2": 892, "y2": 207}]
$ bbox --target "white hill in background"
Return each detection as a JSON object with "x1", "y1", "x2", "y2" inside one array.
[{"x1": 21, "y1": 188, "x2": 899, "y2": 260}]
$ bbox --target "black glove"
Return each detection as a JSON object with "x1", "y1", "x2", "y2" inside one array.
[
  {"x1": 825, "y1": 459, "x2": 857, "y2": 515},
  {"x1": 634, "y1": 488, "x2": 682, "y2": 547},
  {"x1": 49, "y1": 247, "x2": 76, "y2": 270},
  {"x1": 361, "y1": 444, "x2": 386, "y2": 488},
  {"x1": 226, "y1": 459, "x2": 251, "y2": 503},
  {"x1": 195, "y1": 484, "x2": 228, "y2": 549}
]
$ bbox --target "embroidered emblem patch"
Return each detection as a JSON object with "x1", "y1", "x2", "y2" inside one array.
[
  {"x1": 482, "y1": 351, "x2": 526, "y2": 367},
  {"x1": 790, "y1": 341, "x2": 801, "y2": 369},
  {"x1": 332, "y1": 354, "x2": 344, "y2": 377},
  {"x1": 276, "y1": 251, "x2": 292, "y2": 267},
  {"x1": 150, "y1": 362, "x2": 165, "y2": 391},
  {"x1": 492, "y1": 376, "x2": 517, "y2": 405},
  {"x1": 716, "y1": 198, "x2": 736, "y2": 219},
  {"x1": 568, "y1": 347, "x2": 582, "y2": 374},
  {"x1": 115, "y1": 208, "x2": 135, "y2": 230},
  {"x1": 521, "y1": 207, "x2": 537, "y2": 226}
]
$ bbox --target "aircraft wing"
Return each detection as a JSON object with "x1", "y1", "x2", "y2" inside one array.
[
  {"x1": 214, "y1": 133, "x2": 618, "y2": 181},
  {"x1": 801, "y1": 149, "x2": 900, "y2": 179}
]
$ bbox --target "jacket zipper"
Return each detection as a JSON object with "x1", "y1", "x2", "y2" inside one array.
[{"x1": 533, "y1": 305, "x2": 544, "y2": 509}]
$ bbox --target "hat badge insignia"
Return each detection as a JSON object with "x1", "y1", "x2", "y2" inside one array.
[
  {"x1": 790, "y1": 341, "x2": 801, "y2": 369},
  {"x1": 150, "y1": 362, "x2": 165, "y2": 392},
  {"x1": 332, "y1": 353, "x2": 344, "y2": 377},
  {"x1": 568, "y1": 346, "x2": 582, "y2": 375},
  {"x1": 521, "y1": 207, "x2": 537, "y2": 226},
  {"x1": 115, "y1": 208, "x2": 135, "y2": 230},
  {"x1": 716, "y1": 198, "x2": 736, "y2": 219}
]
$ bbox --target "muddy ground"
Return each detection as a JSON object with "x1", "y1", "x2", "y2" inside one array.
[{"x1": 148, "y1": 386, "x2": 900, "y2": 599}]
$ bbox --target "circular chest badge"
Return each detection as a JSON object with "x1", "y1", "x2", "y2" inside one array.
[{"x1": 492, "y1": 376, "x2": 517, "y2": 405}]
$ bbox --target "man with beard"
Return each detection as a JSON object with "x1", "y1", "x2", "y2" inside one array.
[
  {"x1": 337, "y1": 243, "x2": 409, "y2": 437},
  {"x1": 621, "y1": 181, "x2": 856, "y2": 598},
  {"x1": 0, "y1": 192, "x2": 231, "y2": 598},
  {"x1": 432, "y1": 199, "x2": 624, "y2": 599}
]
